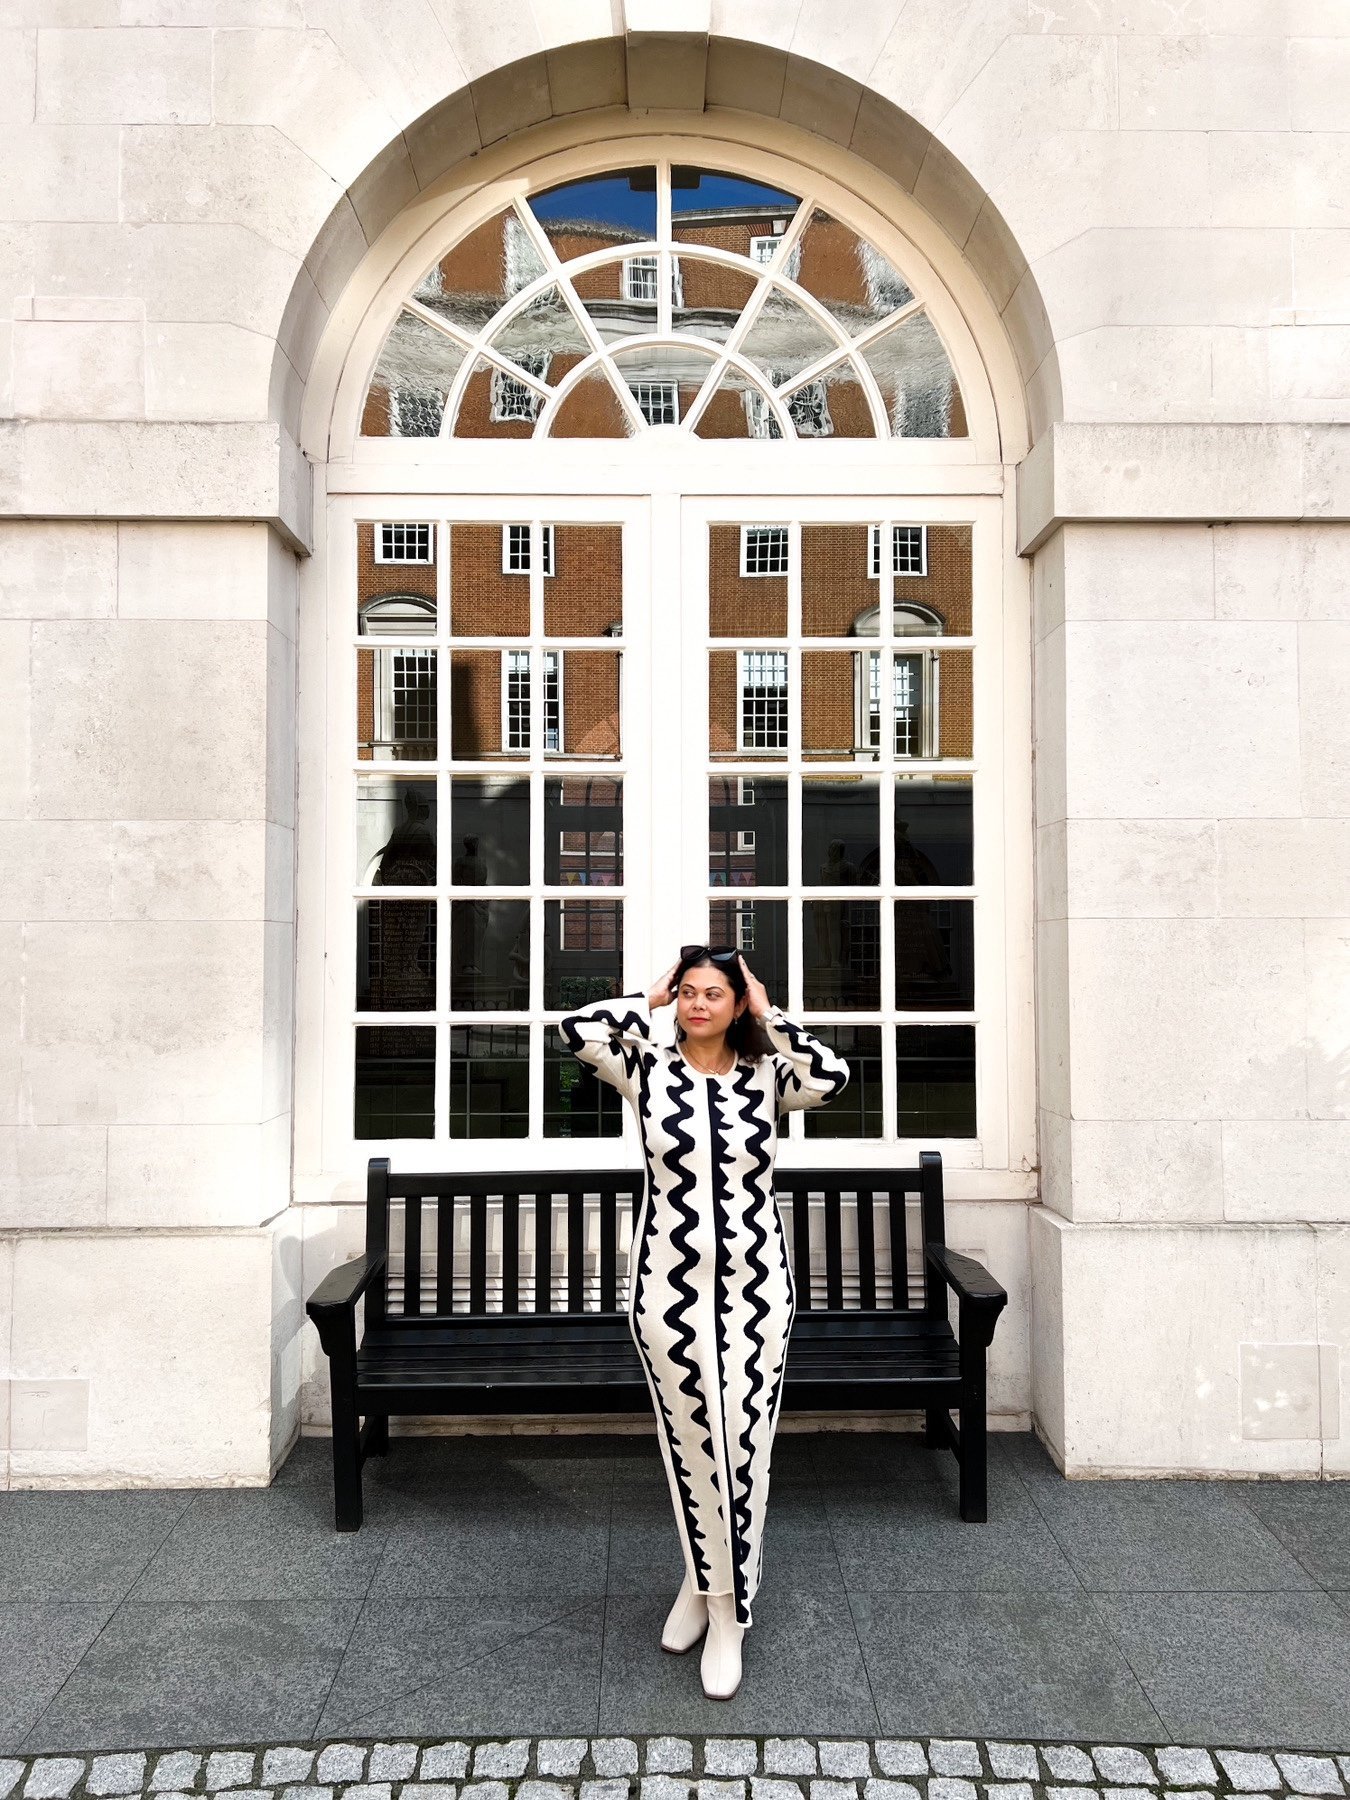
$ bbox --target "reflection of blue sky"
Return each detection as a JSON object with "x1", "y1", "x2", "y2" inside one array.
[
  {"x1": 529, "y1": 170, "x2": 658, "y2": 237},
  {"x1": 672, "y1": 170, "x2": 800, "y2": 215}
]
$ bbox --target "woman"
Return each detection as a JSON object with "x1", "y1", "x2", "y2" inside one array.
[{"x1": 559, "y1": 946, "x2": 849, "y2": 1699}]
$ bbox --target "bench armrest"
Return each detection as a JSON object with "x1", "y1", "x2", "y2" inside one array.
[
  {"x1": 306, "y1": 1251, "x2": 385, "y2": 1359},
  {"x1": 926, "y1": 1243, "x2": 1008, "y2": 1350}
]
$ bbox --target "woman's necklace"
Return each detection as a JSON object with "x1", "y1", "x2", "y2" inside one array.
[{"x1": 684, "y1": 1041, "x2": 735, "y2": 1076}]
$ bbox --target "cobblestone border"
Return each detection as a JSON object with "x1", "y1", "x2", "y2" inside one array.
[{"x1": 3, "y1": 1736, "x2": 1349, "y2": 1800}]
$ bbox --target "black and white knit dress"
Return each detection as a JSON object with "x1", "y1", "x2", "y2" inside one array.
[{"x1": 558, "y1": 993, "x2": 850, "y2": 1627}]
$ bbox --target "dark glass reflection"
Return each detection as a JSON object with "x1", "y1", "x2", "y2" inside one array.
[
  {"x1": 356, "y1": 900, "x2": 435, "y2": 1011},
  {"x1": 671, "y1": 167, "x2": 801, "y2": 216},
  {"x1": 896, "y1": 900, "x2": 974, "y2": 1011},
  {"x1": 545, "y1": 777, "x2": 623, "y2": 885},
  {"x1": 709, "y1": 775, "x2": 787, "y2": 886},
  {"x1": 449, "y1": 1025, "x2": 529, "y2": 1138},
  {"x1": 802, "y1": 1026, "x2": 883, "y2": 1139},
  {"x1": 801, "y1": 779, "x2": 880, "y2": 887},
  {"x1": 528, "y1": 169, "x2": 658, "y2": 246},
  {"x1": 543, "y1": 1026, "x2": 624, "y2": 1138},
  {"x1": 896, "y1": 1025, "x2": 976, "y2": 1137},
  {"x1": 803, "y1": 899, "x2": 880, "y2": 1010},
  {"x1": 449, "y1": 898, "x2": 529, "y2": 1010},
  {"x1": 451, "y1": 779, "x2": 529, "y2": 886},
  {"x1": 544, "y1": 898, "x2": 622, "y2": 1010},
  {"x1": 708, "y1": 899, "x2": 787, "y2": 1003},
  {"x1": 354, "y1": 1025, "x2": 435, "y2": 1139},
  {"x1": 895, "y1": 779, "x2": 973, "y2": 886},
  {"x1": 358, "y1": 779, "x2": 436, "y2": 886}
]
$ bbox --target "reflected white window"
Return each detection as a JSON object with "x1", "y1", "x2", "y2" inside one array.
[
  {"x1": 630, "y1": 381, "x2": 677, "y2": 426},
  {"x1": 501, "y1": 523, "x2": 555, "y2": 575},
  {"x1": 490, "y1": 352, "x2": 550, "y2": 422},
  {"x1": 623, "y1": 255, "x2": 659, "y2": 303},
  {"x1": 503, "y1": 649, "x2": 562, "y2": 752},
  {"x1": 740, "y1": 525, "x2": 789, "y2": 577},
  {"x1": 504, "y1": 214, "x2": 539, "y2": 297},
  {"x1": 785, "y1": 381, "x2": 832, "y2": 437},
  {"x1": 743, "y1": 389, "x2": 783, "y2": 440},
  {"x1": 376, "y1": 522, "x2": 434, "y2": 564},
  {"x1": 738, "y1": 650, "x2": 789, "y2": 752},
  {"x1": 869, "y1": 524, "x2": 928, "y2": 578},
  {"x1": 748, "y1": 234, "x2": 780, "y2": 265}
]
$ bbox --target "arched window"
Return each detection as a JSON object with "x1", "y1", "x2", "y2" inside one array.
[{"x1": 313, "y1": 145, "x2": 1027, "y2": 1181}]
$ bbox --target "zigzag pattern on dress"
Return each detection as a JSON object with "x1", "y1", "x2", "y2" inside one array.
[{"x1": 560, "y1": 992, "x2": 850, "y2": 1628}]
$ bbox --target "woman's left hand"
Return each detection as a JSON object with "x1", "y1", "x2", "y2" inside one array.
[{"x1": 737, "y1": 954, "x2": 773, "y2": 1020}]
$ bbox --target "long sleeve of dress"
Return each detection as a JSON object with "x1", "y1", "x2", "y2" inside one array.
[
  {"x1": 761, "y1": 1005, "x2": 851, "y2": 1113},
  {"x1": 558, "y1": 991, "x2": 656, "y2": 1105}
]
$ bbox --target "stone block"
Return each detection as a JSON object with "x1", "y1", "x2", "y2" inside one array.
[
  {"x1": 37, "y1": 26, "x2": 211, "y2": 123},
  {"x1": 0, "y1": 521, "x2": 116, "y2": 619}
]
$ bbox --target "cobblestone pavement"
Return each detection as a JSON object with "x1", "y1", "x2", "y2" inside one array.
[{"x1": 3, "y1": 1735, "x2": 1350, "y2": 1800}]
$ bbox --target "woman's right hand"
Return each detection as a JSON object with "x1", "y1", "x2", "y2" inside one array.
[{"x1": 648, "y1": 961, "x2": 679, "y2": 1010}]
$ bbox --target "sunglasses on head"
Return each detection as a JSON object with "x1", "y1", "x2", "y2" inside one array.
[{"x1": 679, "y1": 943, "x2": 740, "y2": 967}]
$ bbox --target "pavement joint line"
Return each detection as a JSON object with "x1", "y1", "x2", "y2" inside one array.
[{"x1": 2, "y1": 1740, "x2": 1348, "y2": 1800}]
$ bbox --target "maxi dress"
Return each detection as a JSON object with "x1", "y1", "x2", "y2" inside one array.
[{"x1": 558, "y1": 993, "x2": 850, "y2": 1627}]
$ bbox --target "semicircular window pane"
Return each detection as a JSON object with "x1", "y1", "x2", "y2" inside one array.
[
  {"x1": 452, "y1": 356, "x2": 545, "y2": 438},
  {"x1": 691, "y1": 364, "x2": 782, "y2": 439},
  {"x1": 861, "y1": 310, "x2": 967, "y2": 438},
  {"x1": 782, "y1": 360, "x2": 877, "y2": 439},
  {"x1": 792, "y1": 208, "x2": 915, "y2": 337},
  {"x1": 546, "y1": 367, "x2": 636, "y2": 439},
  {"x1": 528, "y1": 168, "x2": 658, "y2": 259},
  {"x1": 487, "y1": 285, "x2": 590, "y2": 381},
  {"x1": 362, "y1": 309, "x2": 467, "y2": 437},
  {"x1": 671, "y1": 165, "x2": 802, "y2": 261},
  {"x1": 612, "y1": 344, "x2": 716, "y2": 426},
  {"x1": 672, "y1": 256, "x2": 760, "y2": 344},
  {"x1": 414, "y1": 207, "x2": 545, "y2": 338},
  {"x1": 569, "y1": 254, "x2": 657, "y2": 345},
  {"x1": 741, "y1": 287, "x2": 839, "y2": 385}
]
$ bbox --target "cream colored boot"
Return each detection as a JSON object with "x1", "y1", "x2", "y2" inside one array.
[
  {"x1": 660, "y1": 1573, "x2": 708, "y2": 1653},
  {"x1": 700, "y1": 1592, "x2": 744, "y2": 1699}
]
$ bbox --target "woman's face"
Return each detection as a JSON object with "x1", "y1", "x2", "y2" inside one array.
[{"x1": 676, "y1": 961, "x2": 747, "y2": 1047}]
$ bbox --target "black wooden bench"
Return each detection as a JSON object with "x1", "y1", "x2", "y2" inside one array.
[{"x1": 306, "y1": 1152, "x2": 1008, "y2": 1530}]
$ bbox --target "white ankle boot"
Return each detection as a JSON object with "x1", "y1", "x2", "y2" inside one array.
[
  {"x1": 660, "y1": 1573, "x2": 708, "y2": 1653},
  {"x1": 700, "y1": 1592, "x2": 743, "y2": 1699}
]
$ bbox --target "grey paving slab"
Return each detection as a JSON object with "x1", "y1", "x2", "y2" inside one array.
[
  {"x1": 804, "y1": 1431, "x2": 946, "y2": 1486},
  {"x1": 314, "y1": 1597, "x2": 604, "y2": 1739},
  {"x1": 0, "y1": 1496, "x2": 194, "y2": 1605},
  {"x1": 597, "y1": 1590, "x2": 880, "y2": 1736},
  {"x1": 1094, "y1": 1589, "x2": 1350, "y2": 1751},
  {"x1": 607, "y1": 1482, "x2": 841, "y2": 1598},
  {"x1": 0, "y1": 1606, "x2": 120, "y2": 1756},
  {"x1": 1240, "y1": 1483, "x2": 1350, "y2": 1589},
  {"x1": 363, "y1": 1487, "x2": 611, "y2": 1602},
  {"x1": 126, "y1": 1492, "x2": 389, "y2": 1604},
  {"x1": 849, "y1": 1591, "x2": 1166, "y2": 1742},
  {"x1": 16, "y1": 1602, "x2": 361, "y2": 1755}
]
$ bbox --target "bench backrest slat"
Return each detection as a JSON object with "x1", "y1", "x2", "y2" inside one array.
[{"x1": 534, "y1": 1191, "x2": 552, "y2": 1315}]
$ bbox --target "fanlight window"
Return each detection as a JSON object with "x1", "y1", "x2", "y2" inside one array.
[{"x1": 361, "y1": 165, "x2": 967, "y2": 442}]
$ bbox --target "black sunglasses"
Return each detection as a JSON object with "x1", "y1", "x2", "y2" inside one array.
[{"x1": 679, "y1": 943, "x2": 740, "y2": 966}]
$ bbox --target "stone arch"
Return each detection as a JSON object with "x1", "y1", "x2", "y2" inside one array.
[{"x1": 280, "y1": 36, "x2": 1057, "y2": 466}]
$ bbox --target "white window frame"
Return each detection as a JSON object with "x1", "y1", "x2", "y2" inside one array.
[
  {"x1": 375, "y1": 522, "x2": 435, "y2": 564},
  {"x1": 736, "y1": 647, "x2": 790, "y2": 753},
  {"x1": 748, "y1": 233, "x2": 780, "y2": 265},
  {"x1": 500, "y1": 647, "x2": 563, "y2": 753},
  {"x1": 739, "y1": 525, "x2": 789, "y2": 578},
  {"x1": 490, "y1": 353, "x2": 551, "y2": 423},
  {"x1": 502, "y1": 522, "x2": 555, "y2": 575},
  {"x1": 630, "y1": 380, "x2": 678, "y2": 426},
  {"x1": 870, "y1": 522, "x2": 928, "y2": 578},
  {"x1": 622, "y1": 254, "x2": 659, "y2": 303}
]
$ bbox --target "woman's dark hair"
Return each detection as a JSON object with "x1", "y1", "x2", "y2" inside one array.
[{"x1": 669, "y1": 946, "x2": 774, "y2": 1061}]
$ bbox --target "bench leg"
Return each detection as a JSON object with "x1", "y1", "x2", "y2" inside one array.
[
  {"x1": 957, "y1": 1339, "x2": 989, "y2": 1523},
  {"x1": 327, "y1": 1343, "x2": 364, "y2": 1531}
]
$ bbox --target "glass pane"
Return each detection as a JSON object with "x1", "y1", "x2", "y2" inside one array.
[
  {"x1": 548, "y1": 367, "x2": 635, "y2": 437},
  {"x1": 528, "y1": 168, "x2": 658, "y2": 257},
  {"x1": 356, "y1": 899, "x2": 435, "y2": 1011},
  {"x1": 850, "y1": 523, "x2": 971, "y2": 636},
  {"x1": 362, "y1": 310, "x2": 466, "y2": 438},
  {"x1": 896, "y1": 776, "x2": 973, "y2": 886},
  {"x1": 450, "y1": 777, "x2": 529, "y2": 886},
  {"x1": 710, "y1": 648, "x2": 790, "y2": 762},
  {"x1": 741, "y1": 287, "x2": 838, "y2": 385},
  {"x1": 358, "y1": 777, "x2": 437, "y2": 886},
  {"x1": 357, "y1": 647, "x2": 437, "y2": 762},
  {"x1": 862, "y1": 310, "x2": 967, "y2": 438},
  {"x1": 551, "y1": 649, "x2": 620, "y2": 758},
  {"x1": 545, "y1": 776, "x2": 622, "y2": 885},
  {"x1": 449, "y1": 1024, "x2": 529, "y2": 1138},
  {"x1": 450, "y1": 897, "x2": 529, "y2": 1009},
  {"x1": 709, "y1": 897, "x2": 788, "y2": 1001},
  {"x1": 802, "y1": 1026, "x2": 884, "y2": 1138},
  {"x1": 802, "y1": 524, "x2": 873, "y2": 637},
  {"x1": 802, "y1": 778, "x2": 880, "y2": 888},
  {"x1": 544, "y1": 1025, "x2": 624, "y2": 1138},
  {"x1": 709, "y1": 774, "x2": 788, "y2": 886},
  {"x1": 893, "y1": 649, "x2": 972, "y2": 760},
  {"x1": 453, "y1": 356, "x2": 541, "y2": 438},
  {"x1": 355, "y1": 1025, "x2": 435, "y2": 1138},
  {"x1": 612, "y1": 344, "x2": 714, "y2": 424},
  {"x1": 669, "y1": 166, "x2": 801, "y2": 255},
  {"x1": 672, "y1": 256, "x2": 759, "y2": 343},
  {"x1": 802, "y1": 651, "x2": 876, "y2": 760},
  {"x1": 414, "y1": 206, "x2": 545, "y2": 337},
  {"x1": 692, "y1": 364, "x2": 780, "y2": 439},
  {"x1": 450, "y1": 523, "x2": 528, "y2": 637},
  {"x1": 570, "y1": 255, "x2": 656, "y2": 345},
  {"x1": 545, "y1": 523, "x2": 623, "y2": 637},
  {"x1": 785, "y1": 360, "x2": 875, "y2": 438},
  {"x1": 793, "y1": 209, "x2": 914, "y2": 336},
  {"x1": 710, "y1": 524, "x2": 787, "y2": 636},
  {"x1": 803, "y1": 899, "x2": 880, "y2": 1010},
  {"x1": 896, "y1": 899, "x2": 974, "y2": 1010},
  {"x1": 896, "y1": 1024, "x2": 976, "y2": 1137},
  {"x1": 487, "y1": 284, "x2": 590, "y2": 379},
  {"x1": 358, "y1": 521, "x2": 437, "y2": 636},
  {"x1": 544, "y1": 898, "x2": 623, "y2": 1009}
]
